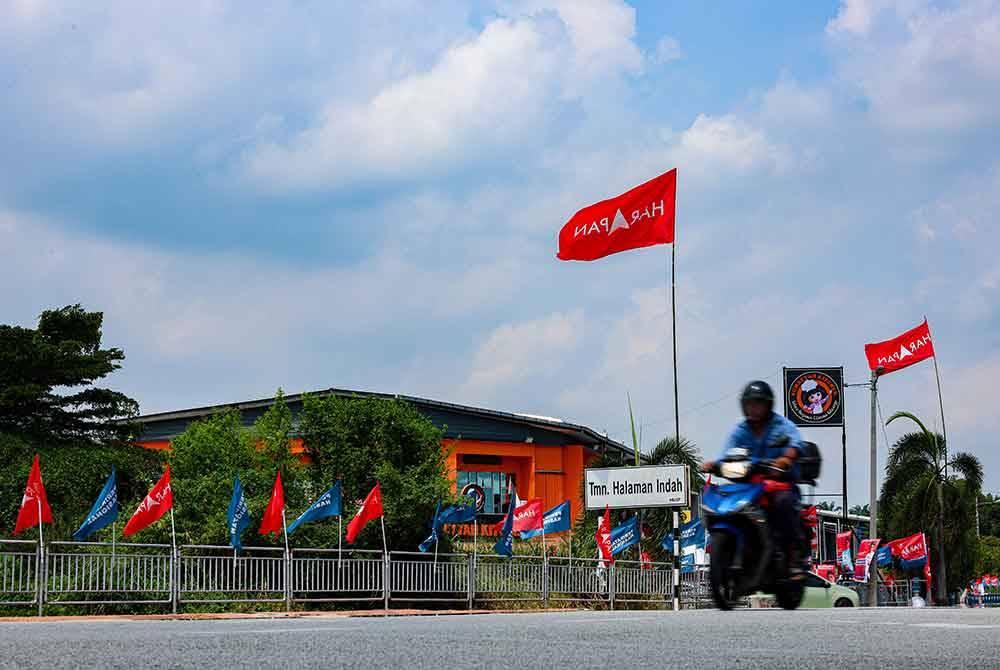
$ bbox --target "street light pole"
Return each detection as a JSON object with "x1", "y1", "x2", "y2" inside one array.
[{"x1": 868, "y1": 367, "x2": 882, "y2": 608}]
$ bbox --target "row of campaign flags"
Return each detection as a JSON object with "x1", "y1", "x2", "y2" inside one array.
[
  {"x1": 10, "y1": 456, "x2": 387, "y2": 554},
  {"x1": 835, "y1": 531, "x2": 932, "y2": 592}
]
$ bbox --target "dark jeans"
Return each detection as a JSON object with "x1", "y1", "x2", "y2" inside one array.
[{"x1": 767, "y1": 488, "x2": 803, "y2": 555}]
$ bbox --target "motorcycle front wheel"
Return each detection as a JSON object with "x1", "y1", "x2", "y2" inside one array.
[{"x1": 709, "y1": 530, "x2": 737, "y2": 611}]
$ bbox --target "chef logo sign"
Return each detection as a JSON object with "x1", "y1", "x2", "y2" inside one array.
[{"x1": 784, "y1": 367, "x2": 844, "y2": 427}]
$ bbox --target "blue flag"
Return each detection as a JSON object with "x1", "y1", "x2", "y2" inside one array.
[
  {"x1": 73, "y1": 467, "x2": 119, "y2": 540},
  {"x1": 440, "y1": 501, "x2": 477, "y2": 525},
  {"x1": 494, "y1": 501, "x2": 515, "y2": 557},
  {"x1": 610, "y1": 516, "x2": 640, "y2": 556},
  {"x1": 519, "y1": 500, "x2": 571, "y2": 540},
  {"x1": 680, "y1": 552, "x2": 696, "y2": 573},
  {"x1": 876, "y1": 545, "x2": 893, "y2": 568},
  {"x1": 288, "y1": 481, "x2": 343, "y2": 534},
  {"x1": 227, "y1": 475, "x2": 253, "y2": 551},
  {"x1": 419, "y1": 501, "x2": 444, "y2": 553}
]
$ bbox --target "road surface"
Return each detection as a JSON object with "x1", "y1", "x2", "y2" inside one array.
[{"x1": 1, "y1": 608, "x2": 997, "y2": 669}]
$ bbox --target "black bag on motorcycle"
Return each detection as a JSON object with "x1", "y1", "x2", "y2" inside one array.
[{"x1": 798, "y1": 441, "x2": 822, "y2": 484}]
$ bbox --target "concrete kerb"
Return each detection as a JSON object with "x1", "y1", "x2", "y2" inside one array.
[{"x1": 0, "y1": 608, "x2": 583, "y2": 624}]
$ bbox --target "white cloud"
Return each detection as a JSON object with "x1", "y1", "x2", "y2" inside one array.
[
  {"x1": 828, "y1": 0, "x2": 1000, "y2": 131},
  {"x1": 464, "y1": 310, "x2": 585, "y2": 393},
  {"x1": 652, "y1": 35, "x2": 682, "y2": 64}
]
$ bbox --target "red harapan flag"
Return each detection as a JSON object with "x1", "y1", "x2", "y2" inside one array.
[
  {"x1": 13, "y1": 454, "x2": 53, "y2": 536},
  {"x1": 123, "y1": 466, "x2": 173, "y2": 537},
  {"x1": 512, "y1": 498, "x2": 544, "y2": 533},
  {"x1": 259, "y1": 471, "x2": 285, "y2": 536},
  {"x1": 864, "y1": 319, "x2": 935, "y2": 375},
  {"x1": 557, "y1": 168, "x2": 676, "y2": 261},
  {"x1": 346, "y1": 483, "x2": 383, "y2": 544}
]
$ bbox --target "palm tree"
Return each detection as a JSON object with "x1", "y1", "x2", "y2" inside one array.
[
  {"x1": 849, "y1": 504, "x2": 870, "y2": 517},
  {"x1": 881, "y1": 411, "x2": 983, "y2": 604},
  {"x1": 644, "y1": 436, "x2": 705, "y2": 550},
  {"x1": 816, "y1": 501, "x2": 841, "y2": 513}
]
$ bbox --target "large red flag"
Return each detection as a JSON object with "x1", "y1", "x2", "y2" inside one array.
[
  {"x1": 123, "y1": 467, "x2": 173, "y2": 537},
  {"x1": 259, "y1": 471, "x2": 285, "y2": 536},
  {"x1": 596, "y1": 506, "x2": 613, "y2": 563},
  {"x1": 13, "y1": 454, "x2": 53, "y2": 536},
  {"x1": 864, "y1": 319, "x2": 935, "y2": 375},
  {"x1": 557, "y1": 168, "x2": 676, "y2": 261},
  {"x1": 345, "y1": 483, "x2": 383, "y2": 544},
  {"x1": 512, "y1": 498, "x2": 544, "y2": 533}
]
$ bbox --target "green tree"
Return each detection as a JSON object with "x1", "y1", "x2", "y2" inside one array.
[
  {"x1": 299, "y1": 394, "x2": 452, "y2": 551},
  {"x1": 0, "y1": 305, "x2": 139, "y2": 445},
  {"x1": 0, "y1": 432, "x2": 163, "y2": 541},
  {"x1": 977, "y1": 536, "x2": 1000, "y2": 578},
  {"x1": 849, "y1": 504, "x2": 870, "y2": 517},
  {"x1": 168, "y1": 395, "x2": 310, "y2": 547},
  {"x1": 978, "y1": 493, "x2": 1000, "y2": 538},
  {"x1": 816, "y1": 501, "x2": 841, "y2": 513},
  {"x1": 880, "y1": 411, "x2": 983, "y2": 603}
]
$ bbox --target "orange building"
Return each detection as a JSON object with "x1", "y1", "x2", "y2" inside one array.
[{"x1": 133, "y1": 388, "x2": 633, "y2": 535}]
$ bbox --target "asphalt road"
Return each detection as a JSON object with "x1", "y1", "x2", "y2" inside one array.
[{"x1": 1, "y1": 608, "x2": 998, "y2": 670}]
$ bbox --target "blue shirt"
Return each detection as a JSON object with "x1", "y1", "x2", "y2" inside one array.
[{"x1": 718, "y1": 412, "x2": 804, "y2": 465}]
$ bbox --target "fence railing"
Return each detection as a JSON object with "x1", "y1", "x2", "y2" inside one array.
[{"x1": 0, "y1": 539, "x2": 931, "y2": 614}]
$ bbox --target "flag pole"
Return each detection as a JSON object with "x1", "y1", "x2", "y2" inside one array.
[
  {"x1": 671, "y1": 240, "x2": 680, "y2": 447},
  {"x1": 380, "y1": 514, "x2": 388, "y2": 558},
  {"x1": 338, "y1": 515, "x2": 343, "y2": 570},
  {"x1": 37, "y1": 496, "x2": 43, "y2": 550}
]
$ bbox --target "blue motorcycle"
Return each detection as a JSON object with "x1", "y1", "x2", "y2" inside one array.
[{"x1": 701, "y1": 440, "x2": 820, "y2": 611}]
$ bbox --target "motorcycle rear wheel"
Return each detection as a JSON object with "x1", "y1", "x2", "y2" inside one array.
[
  {"x1": 774, "y1": 581, "x2": 804, "y2": 610},
  {"x1": 709, "y1": 531, "x2": 737, "y2": 611}
]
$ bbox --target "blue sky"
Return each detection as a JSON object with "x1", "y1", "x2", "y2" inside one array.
[{"x1": 2, "y1": 0, "x2": 998, "y2": 504}]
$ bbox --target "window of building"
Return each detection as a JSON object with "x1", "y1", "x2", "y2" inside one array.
[{"x1": 456, "y1": 470, "x2": 515, "y2": 516}]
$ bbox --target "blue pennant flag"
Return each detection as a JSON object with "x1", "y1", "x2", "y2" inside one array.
[
  {"x1": 288, "y1": 481, "x2": 343, "y2": 534},
  {"x1": 440, "y1": 500, "x2": 477, "y2": 525},
  {"x1": 419, "y1": 501, "x2": 444, "y2": 553},
  {"x1": 876, "y1": 545, "x2": 893, "y2": 568},
  {"x1": 519, "y1": 500, "x2": 571, "y2": 540},
  {"x1": 227, "y1": 475, "x2": 253, "y2": 551},
  {"x1": 494, "y1": 501, "x2": 516, "y2": 558},
  {"x1": 681, "y1": 552, "x2": 696, "y2": 573},
  {"x1": 610, "y1": 516, "x2": 640, "y2": 556},
  {"x1": 73, "y1": 467, "x2": 119, "y2": 540}
]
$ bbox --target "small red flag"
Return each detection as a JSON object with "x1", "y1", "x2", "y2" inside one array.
[
  {"x1": 259, "y1": 471, "x2": 285, "y2": 536},
  {"x1": 640, "y1": 550, "x2": 653, "y2": 570},
  {"x1": 864, "y1": 319, "x2": 935, "y2": 375},
  {"x1": 13, "y1": 454, "x2": 53, "y2": 536},
  {"x1": 596, "y1": 506, "x2": 613, "y2": 563},
  {"x1": 345, "y1": 483, "x2": 383, "y2": 544},
  {"x1": 123, "y1": 466, "x2": 173, "y2": 537},
  {"x1": 557, "y1": 168, "x2": 676, "y2": 261},
  {"x1": 512, "y1": 498, "x2": 544, "y2": 533}
]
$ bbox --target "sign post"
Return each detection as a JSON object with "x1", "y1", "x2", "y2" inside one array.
[{"x1": 585, "y1": 464, "x2": 689, "y2": 611}]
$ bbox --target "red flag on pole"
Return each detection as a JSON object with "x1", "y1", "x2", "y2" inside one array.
[
  {"x1": 864, "y1": 319, "x2": 935, "y2": 375},
  {"x1": 345, "y1": 483, "x2": 383, "y2": 544},
  {"x1": 557, "y1": 168, "x2": 676, "y2": 261},
  {"x1": 512, "y1": 498, "x2": 544, "y2": 533},
  {"x1": 259, "y1": 471, "x2": 285, "y2": 536},
  {"x1": 596, "y1": 506, "x2": 613, "y2": 563},
  {"x1": 13, "y1": 454, "x2": 53, "y2": 536},
  {"x1": 123, "y1": 467, "x2": 173, "y2": 537}
]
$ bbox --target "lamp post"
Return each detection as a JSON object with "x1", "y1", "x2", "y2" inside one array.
[{"x1": 868, "y1": 366, "x2": 883, "y2": 608}]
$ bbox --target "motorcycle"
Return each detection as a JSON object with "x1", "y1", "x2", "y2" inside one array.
[{"x1": 700, "y1": 438, "x2": 821, "y2": 611}]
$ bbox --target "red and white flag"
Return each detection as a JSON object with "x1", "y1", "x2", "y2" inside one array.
[
  {"x1": 557, "y1": 169, "x2": 676, "y2": 261},
  {"x1": 596, "y1": 506, "x2": 613, "y2": 563},
  {"x1": 123, "y1": 466, "x2": 173, "y2": 537},
  {"x1": 512, "y1": 498, "x2": 544, "y2": 533},
  {"x1": 864, "y1": 319, "x2": 935, "y2": 375},
  {"x1": 13, "y1": 454, "x2": 53, "y2": 536},
  {"x1": 346, "y1": 483, "x2": 383, "y2": 544},
  {"x1": 259, "y1": 471, "x2": 285, "y2": 536}
]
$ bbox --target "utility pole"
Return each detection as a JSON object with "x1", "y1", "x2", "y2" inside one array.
[{"x1": 868, "y1": 367, "x2": 882, "y2": 608}]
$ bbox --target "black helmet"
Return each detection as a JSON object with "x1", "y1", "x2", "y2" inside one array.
[{"x1": 741, "y1": 380, "x2": 774, "y2": 409}]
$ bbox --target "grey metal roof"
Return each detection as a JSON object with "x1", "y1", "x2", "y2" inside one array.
[{"x1": 133, "y1": 387, "x2": 633, "y2": 458}]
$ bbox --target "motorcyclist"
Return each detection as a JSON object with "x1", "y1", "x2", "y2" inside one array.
[{"x1": 701, "y1": 380, "x2": 806, "y2": 579}]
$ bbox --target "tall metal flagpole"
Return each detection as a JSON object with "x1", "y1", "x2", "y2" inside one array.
[
  {"x1": 670, "y1": 232, "x2": 681, "y2": 612},
  {"x1": 37, "y1": 497, "x2": 43, "y2": 617},
  {"x1": 932, "y1": 354, "x2": 948, "y2": 476},
  {"x1": 169, "y1": 508, "x2": 178, "y2": 614},
  {"x1": 338, "y1": 516, "x2": 343, "y2": 570}
]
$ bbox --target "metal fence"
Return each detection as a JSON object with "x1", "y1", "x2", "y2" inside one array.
[
  {"x1": 0, "y1": 539, "x2": 39, "y2": 611},
  {"x1": 0, "y1": 539, "x2": 933, "y2": 614}
]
